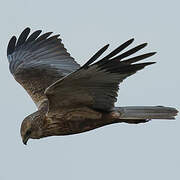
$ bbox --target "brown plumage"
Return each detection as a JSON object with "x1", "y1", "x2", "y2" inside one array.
[{"x1": 7, "y1": 27, "x2": 178, "y2": 145}]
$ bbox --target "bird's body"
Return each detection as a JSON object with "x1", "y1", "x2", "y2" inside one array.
[{"x1": 7, "y1": 28, "x2": 178, "y2": 145}]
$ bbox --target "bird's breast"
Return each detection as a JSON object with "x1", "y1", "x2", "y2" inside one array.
[{"x1": 42, "y1": 107, "x2": 103, "y2": 136}]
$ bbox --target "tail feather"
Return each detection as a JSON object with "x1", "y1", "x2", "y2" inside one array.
[{"x1": 113, "y1": 106, "x2": 178, "y2": 120}]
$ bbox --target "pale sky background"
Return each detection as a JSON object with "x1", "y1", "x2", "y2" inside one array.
[{"x1": 0, "y1": 0, "x2": 179, "y2": 179}]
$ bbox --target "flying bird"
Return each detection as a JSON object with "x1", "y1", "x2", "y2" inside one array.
[{"x1": 7, "y1": 27, "x2": 178, "y2": 145}]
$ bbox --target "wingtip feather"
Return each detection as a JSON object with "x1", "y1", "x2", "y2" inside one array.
[
  {"x1": 16, "y1": 27, "x2": 31, "y2": 47},
  {"x1": 7, "y1": 36, "x2": 17, "y2": 56}
]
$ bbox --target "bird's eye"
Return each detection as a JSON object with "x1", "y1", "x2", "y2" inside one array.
[{"x1": 26, "y1": 129, "x2": 31, "y2": 136}]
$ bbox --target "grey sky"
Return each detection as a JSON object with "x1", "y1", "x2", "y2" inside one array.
[{"x1": 1, "y1": 0, "x2": 179, "y2": 179}]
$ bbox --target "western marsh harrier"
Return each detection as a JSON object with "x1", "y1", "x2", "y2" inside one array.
[{"x1": 7, "y1": 28, "x2": 178, "y2": 145}]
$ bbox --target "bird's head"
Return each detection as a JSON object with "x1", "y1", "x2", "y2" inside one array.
[{"x1": 20, "y1": 112, "x2": 43, "y2": 145}]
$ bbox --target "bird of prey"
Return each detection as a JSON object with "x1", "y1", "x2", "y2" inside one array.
[{"x1": 7, "y1": 27, "x2": 178, "y2": 145}]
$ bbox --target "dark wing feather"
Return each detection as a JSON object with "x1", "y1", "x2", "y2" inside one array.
[
  {"x1": 45, "y1": 40, "x2": 156, "y2": 113},
  {"x1": 26, "y1": 30, "x2": 42, "y2": 42},
  {"x1": 16, "y1": 28, "x2": 30, "y2": 47},
  {"x1": 7, "y1": 36, "x2": 16, "y2": 55},
  {"x1": 7, "y1": 27, "x2": 80, "y2": 106},
  {"x1": 102, "y1": 38, "x2": 134, "y2": 60},
  {"x1": 111, "y1": 43, "x2": 148, "y2": 60},
  {"x1": 82, "y1": 44, "x2": 109, "y2": 68}
]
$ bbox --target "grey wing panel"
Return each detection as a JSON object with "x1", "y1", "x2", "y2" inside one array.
[{"x1": 7, "y1": 27, "x2": 80, "y2": 76}]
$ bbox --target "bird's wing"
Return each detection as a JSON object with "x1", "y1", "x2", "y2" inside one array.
[
  {"x1": 45, "y1": 39, "x2": 156, "y2": 112},
  {"x1": 7, "y1": 28, "x2": 80, "y2": 106}
]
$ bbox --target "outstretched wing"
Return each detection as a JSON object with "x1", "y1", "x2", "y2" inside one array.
[
  {"x1": 45, "y1": 39, "x2": 156, "y2": 112},
  {"x1": 7, "y1": 27, "x2": 80, "y2": 106}
]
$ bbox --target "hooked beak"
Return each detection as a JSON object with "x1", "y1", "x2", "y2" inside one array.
[{"x1": 22, "y1": 136, "x2": 29, "y2": 145}]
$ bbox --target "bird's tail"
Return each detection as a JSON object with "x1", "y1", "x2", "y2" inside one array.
[{"x1": 111, "y1": 106, "x2": 178, "y2": 124}]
